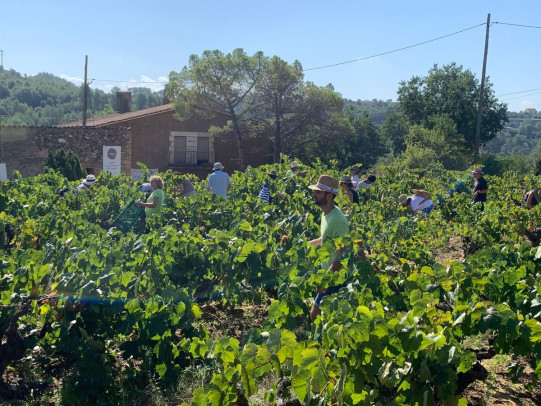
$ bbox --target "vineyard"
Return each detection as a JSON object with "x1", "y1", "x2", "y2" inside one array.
[{"x1": 1, "y1": 161, "x2": 541, "y2": 405}]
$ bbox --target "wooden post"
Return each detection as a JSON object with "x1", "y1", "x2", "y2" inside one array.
[
  {"x1": 475, "y1": 13, "x2": 490, "y2": 158},
  {"x1": 83, "y1": 55, "x2": 88, "y2": 127}
]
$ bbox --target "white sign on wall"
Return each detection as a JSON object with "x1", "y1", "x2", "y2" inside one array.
[
  {"x1": 0, "y1": 163, "x2": 7, "y2": 181},
  {"x1": 103, "y1": 146, "x2": 121, "y2": 175}
]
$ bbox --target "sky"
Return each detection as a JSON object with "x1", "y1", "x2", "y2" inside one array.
[{"x1": 1, "y1": 0, "x2": 540, "y2": 113}]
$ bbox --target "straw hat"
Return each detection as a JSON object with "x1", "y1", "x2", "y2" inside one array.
[
  {"x1": 83, "y1": 174, "x2": 96, "y2": 186},
  {"x1": 308, "y1": 174, "x2": 339, "y2": 195},
  {"x1": 472, "y1": 168, "x2": 484, "y2": 175},
  {"x1": 213, "y1": 162, "x2": 224, "y2": 170},
  {"x1": 268, "y1": 170, "x2": 278, "y2": 176},
  {"x1": 339, "y1": 176, "x2": 353, "y2": 184},
  {"x1": 290, "y1": 161, "x2": 299, "y2": 168},
  {"x1": 398, "y1": 194, "x2": 409, "y2": 205},
  {"x1": 350, "y1": 165, "x2": 361, "y2": 174}
]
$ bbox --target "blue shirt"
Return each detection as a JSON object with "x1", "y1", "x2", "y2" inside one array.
[{"x1": 206, "y1": 170, "x2": 231, "y2": 199}]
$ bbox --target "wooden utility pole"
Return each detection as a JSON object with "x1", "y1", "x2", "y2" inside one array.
[
  {"x1": 82, "y1": 55, "x2": 88, "y2": 127},
  {"x1": 475, "y1": 13, "x2": 490, "y2": 158}
]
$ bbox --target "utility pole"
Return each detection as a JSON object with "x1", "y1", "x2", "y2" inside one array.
[
  {"x1": 82, "y1": 55, "x2": 88, "y2": 127},
  {"x1": 475, "y1": 13, "x2": 490, "y2": 158}
]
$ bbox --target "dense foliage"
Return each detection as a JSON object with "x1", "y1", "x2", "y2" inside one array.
[
  {"x1": 44, "y1": 148, "x2": 86, "y2": 181},
  {"x1": 0, "y1": 68, "x2": 163, "y2": 126},
  {"x1": 1, "y1": 161, "x2": 541, "y2": 405}
]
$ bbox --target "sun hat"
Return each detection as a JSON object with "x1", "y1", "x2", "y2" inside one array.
[
  {"x1": 472, "y1": 168, "x2": 484, "y2": 175},
  {"x1": 290, "y1": 161, "x2": 299, "y2": 168},
  {"x1": 350, "y1": 165, "x2": 361, "y2": 173},
  {"x1": 339, "y1": 176, "x2": 353, "y2": 184},
  {"x1": 268, "y1": 170, "x2": 278, "y2": 176},
  {"x1": 83, "y1": 174, "x2": 96, "y2": 186},
  {"x1": 213, "y1": 162, "x2": 224, "y2": 170},
  {"x1": 398, "y1": 194, "x2": 409, "y2": 205},
  {"x1": 533, "y1": 188, "x2": 541, "y2": 202},
  {"x1": 308, "y1": 174, "x2": 339, "y2": 195}
]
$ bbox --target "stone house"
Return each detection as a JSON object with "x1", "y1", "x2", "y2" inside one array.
[{"x1": 60, "y1": 92, "x2": 272, "y2": 179}]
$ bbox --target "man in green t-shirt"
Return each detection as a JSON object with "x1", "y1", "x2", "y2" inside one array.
[{"x1": 308, "y1": 174, "x2": 349, "y2": 321}]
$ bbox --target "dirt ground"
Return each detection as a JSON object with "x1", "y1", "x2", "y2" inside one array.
[{"x1": 463, "y1": 356, "x2": 541, "y2": 406}]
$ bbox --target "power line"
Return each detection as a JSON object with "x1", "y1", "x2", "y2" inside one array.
[
  {"x1": 304, "y1": 23, "x2": 486, "y2": 71},
  {"x1": 498, "y1": 88, "x2": 541, "y2": 97},
  {"x1": 90, "y1": 78, "x2": 167, "y2": 85},
  {"x1": 493, "y1": 21, "x2": 541, "y2": 29}
]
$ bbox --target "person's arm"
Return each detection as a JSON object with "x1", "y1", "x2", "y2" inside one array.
[
  {"x1": 328, "y1": 246, "x2": 346, "y2": 272},
  {"x1": 527, "y1": 192, "x2": 533, "y2": 209},
  {"x1": 136, "y1": 196, "x2": 158, "y2": 208},
  {"x1": 347, "y1": 190, "x2": 354, "y2": 203},
  {"x1": 227, "y1": 184, "x2": 232, "y2": 190},
  {"x1": 309, "y1": 237, "x2": 322, "y2": 247}
]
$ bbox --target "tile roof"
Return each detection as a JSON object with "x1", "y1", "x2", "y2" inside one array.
[{"x1": 58, "y1": 104, "x2": 173, "y2": 127}]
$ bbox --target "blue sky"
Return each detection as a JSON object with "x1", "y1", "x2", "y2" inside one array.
[{"x1": 1, "y1": 0, "x2": 540, "y2": 112}]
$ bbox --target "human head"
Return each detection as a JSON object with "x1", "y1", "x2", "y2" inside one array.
[
  {"x1": 309, "y1": 174, "x2": 339, "y2": 206},
  {"x1": 213, "y1": 162, "x2": 224, "y2": 171},
  {"x1": 366, "y1": 175, "x2": 376, "y2": 184},
  {"x1": 339, "y1": 176, "x2": 353, "y2": 190},
  {"x1": 290, "y1": 161, "x2": 299, "y2": 172},
  {"x1": 150, "y1": 175, "x2": 163, "y2": 190},
  {"x1": 534, "y1": 188, "x2": 541, "y2": 202},
  {"x1": 472, "y1": 168, "x2": 484, "y2": 179},
  {"x1": 83, "y1": 174, "x2": 96, "y2": 187},
  {"x1": 268, "y1": 169, "x2": 278, "y2": 180},
  {"x1": 349, "y1": 165, "x2": 361, "y2": 176},
  {"x1": 398, "y1": 194, "x2": 410, "y2": 207}
]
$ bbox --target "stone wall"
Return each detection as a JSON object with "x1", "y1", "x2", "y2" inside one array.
[{"x1": 1, "y1": 125, "x2": 131, "y2": 178}]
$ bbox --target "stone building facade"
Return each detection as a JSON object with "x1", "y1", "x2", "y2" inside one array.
[{"x1": 1, "y1": 125, "x2": 131, "y2": 178}]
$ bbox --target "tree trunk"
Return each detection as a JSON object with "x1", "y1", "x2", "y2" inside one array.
[
  {"x1": 229, "y1": 103, "x2": 246, "y2": 170},
  {"x1": 273, "y1": 108, "x2": 282, "y2": 164}
]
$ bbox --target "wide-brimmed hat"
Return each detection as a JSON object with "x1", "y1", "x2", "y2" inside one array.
[
  {"x1": 290, "y1": 161, "x2": 299, "y2": 168},
  {"x1": 339, "y1": 176, "x2": 353, "y2": 184},
  {"x1": 398, "y1": 194, "x2": 409, "y2": 205},
  {"x1": 83, "y1": 174, "x2": 96, "y2": 186},
  {"x1": 213, "y1": 162, "x2": 224, "y2": 170},
  {"x1": 533, "y1": 188, "x2": 541, "y2": 202},
  {"x1": 350, "y1": 165, "x2": 361, "y2": 174},
  {"x1": 308, "y1": 174, "x2": 339, "y2": 195},
  {"x1": 268, "y1": 170, "x2": 278, "y2": 176},
  {"x1": 472, "y1": 168, "x2": 484, "y2": 175}
]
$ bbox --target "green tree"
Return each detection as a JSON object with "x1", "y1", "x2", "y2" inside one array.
[
  {"x1": 398, "y1": 115, "x2": 467, "y2": 170},
  {"x1": 253, "y1": 56, "x2": 304, "y2": 163},
  {"x1": 167, "y1": 49, "x2": 264, "y2": 170},
  {"x1": 397, "y1": 63, "x2": 507, "y2": 156},
  {"x1": 45, "y1": 149, "x2": 86, "y2": 181},
  {"x1": 348, "y1": 111, "x2": 387, "y2": 168},
  {"x1": 380, "y1": 111, "x2": 410, "y2": 155},
  {"x1": 281, "y1": 83, "x2": 353, "y2": 165}
]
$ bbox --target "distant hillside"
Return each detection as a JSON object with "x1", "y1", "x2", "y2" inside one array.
[
  {"x1": 343, "y1": 98, "x2": 398, "y2": 124},
  {"x1": 0, "y1": 68, "x2": 163, "y2": 126}
]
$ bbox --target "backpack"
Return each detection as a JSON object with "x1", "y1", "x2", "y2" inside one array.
[{"x1": 413, "y1": 189, "x2": 431, "y2": 200}]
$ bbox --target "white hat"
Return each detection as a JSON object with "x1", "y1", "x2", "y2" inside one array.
[
  {"x1": 83, "y1": 174, "x2": 96, "y2": 186},
  {"x1": 290, "y1": 161, "x2": 299, "y2": 168},
  {"x1": 213, "y1": 162, "x2": 224, "y2": 170}
]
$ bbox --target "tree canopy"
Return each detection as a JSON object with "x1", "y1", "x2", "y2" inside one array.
[{"x1": 396, "y1": 63, "x2": 508, "y2": 156}]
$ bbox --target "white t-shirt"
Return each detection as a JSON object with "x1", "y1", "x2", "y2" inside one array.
[
  {"x1": 357, "y1": 180, "x2": 372, "y2": 189},
  {"x1": 410, "y1": 195, "x2": 433, "y2": 212},
  {"x1": 351, "y1": 174, "x2": 360, "y2": 189}
]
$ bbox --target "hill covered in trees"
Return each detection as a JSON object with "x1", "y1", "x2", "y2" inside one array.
[{"x1": 0, "y1": 68, "x2": 163, "y2": 126}]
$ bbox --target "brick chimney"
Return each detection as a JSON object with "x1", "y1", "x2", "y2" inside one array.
[
  {"x1": 162, "y1": 88, "x2": 170, "y2": 105},
  {"x1": 116, "y1": 91, "x2": 132, "y2": 113}
]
